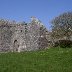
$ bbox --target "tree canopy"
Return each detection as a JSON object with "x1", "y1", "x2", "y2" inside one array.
[{"x1": 51, "y1": 12, "x2": 72, "y2": 40}]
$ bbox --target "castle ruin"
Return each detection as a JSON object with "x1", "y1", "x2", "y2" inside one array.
[{"x1": 0, "y1": 17, "x2": 51, "y2": 52}]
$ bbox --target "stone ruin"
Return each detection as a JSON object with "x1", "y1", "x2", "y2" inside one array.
[{"x1": 0, "y1": 17, "x2": 51, "y2": 52}]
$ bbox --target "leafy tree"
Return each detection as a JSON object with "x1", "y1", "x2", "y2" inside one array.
[{"x1": 51, "y1": 12, "x2": 72, "y2": 40}]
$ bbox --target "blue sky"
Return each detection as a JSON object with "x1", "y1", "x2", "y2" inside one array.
[{"x1": 0, "y1": 0, "x2": 72, "y2": 30}]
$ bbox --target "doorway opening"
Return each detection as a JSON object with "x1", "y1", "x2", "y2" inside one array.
[{"x1": 13, "y1": 40, "x2": 19, "y2": 52}]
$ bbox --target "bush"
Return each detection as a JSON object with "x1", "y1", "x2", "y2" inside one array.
[{"x1": 54, "y1": 40, "x2": 72, "y2": 48}]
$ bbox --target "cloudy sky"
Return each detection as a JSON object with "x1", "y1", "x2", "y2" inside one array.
[{"x1": 0, "y1": 0, "x2": 72, "y2": 30}]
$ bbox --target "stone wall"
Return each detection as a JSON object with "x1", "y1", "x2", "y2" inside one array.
[{"x1": 0, "y1": 18, "x2": 51, "y2": 52}]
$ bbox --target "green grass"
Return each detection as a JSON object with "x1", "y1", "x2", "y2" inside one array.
[{"x1": 0, "y1": 47, "x2": 72, "y2": 72}]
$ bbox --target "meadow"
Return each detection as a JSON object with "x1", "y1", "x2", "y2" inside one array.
[{"x1": 0, "y1": 47, "x2": 72, "y2": 72}]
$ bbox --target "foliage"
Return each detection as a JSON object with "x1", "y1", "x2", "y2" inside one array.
[
  {"x1": 54, "y1": 40, "x2": 72, "y2": 48},
  {"x1": 51, "y1": 12, "x2": 72, "y2": 39},
  {"x1": 0, "y1": 48, "x2": 72, "y2": 72}
]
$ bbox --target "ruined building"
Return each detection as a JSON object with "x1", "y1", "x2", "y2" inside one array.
[{"x1": 0, "y1": 17, "x2": 51, "y2": 52}]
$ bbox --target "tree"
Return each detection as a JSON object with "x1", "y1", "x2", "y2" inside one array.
[{"x1": 51, "y1": 12, "x2": 72, "y2": 40}]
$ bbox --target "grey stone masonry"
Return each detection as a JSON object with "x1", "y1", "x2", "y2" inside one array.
[{"x1": 0, "y1": 17, "x2": 51, "y2": 52}]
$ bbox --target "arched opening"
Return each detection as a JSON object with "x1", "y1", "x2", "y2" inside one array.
[
  {"x1": 21, "y1": 30, "x2": 22, "y2": 32},
  {"x1": 14, "y1": 40, "x2": 17, "y2": 43},
  {"x1": 13, "y1": 40, "x2": 19, "y2": 52}
]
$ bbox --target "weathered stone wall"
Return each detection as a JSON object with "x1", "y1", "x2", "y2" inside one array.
[
  {"x1": 0, "y1": 18, "x2": 51, "y2": 52},
  {"x1": 0, "y1": 23, "x2": 13, "y2": 52}
]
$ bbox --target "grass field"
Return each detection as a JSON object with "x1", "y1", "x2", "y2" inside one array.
[{"x1": 0, "y1": 47, "x2": 72, "y2": 72}]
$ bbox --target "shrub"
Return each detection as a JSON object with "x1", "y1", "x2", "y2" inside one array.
[{"x1": 54, "y1": 40, "x2": 72, "y2": 48}]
